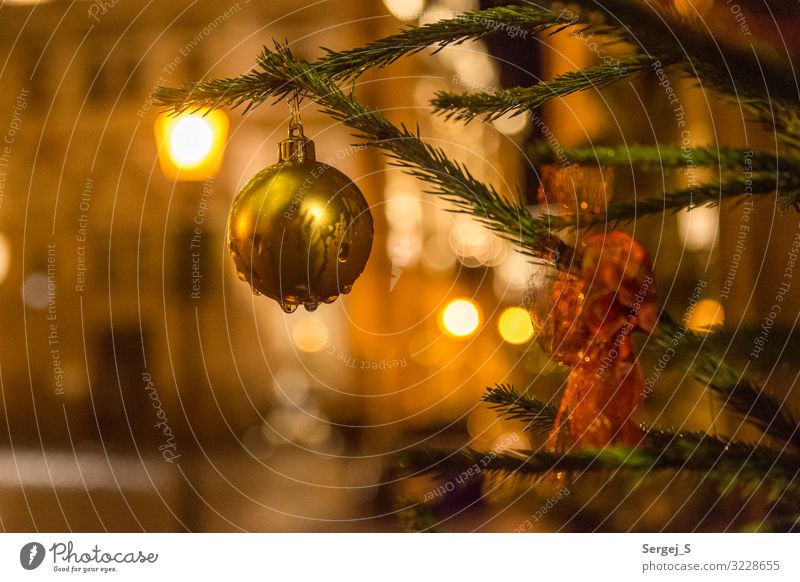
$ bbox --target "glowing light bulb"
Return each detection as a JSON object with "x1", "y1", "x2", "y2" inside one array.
[
  {"x1": 498, "y1": 307, "x2": 534, "y2": 344},
  {"x1": 168, "y1": 115, "x2": 214, "y2": 168},
  {"x1": 440, "y1": 298, "x2": 480, "y2": 337},
  {"x1": 155, "y1": 109, "x2": 228, "y2": 181}
]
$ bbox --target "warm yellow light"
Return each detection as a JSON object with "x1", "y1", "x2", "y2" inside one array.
[
  {"x1": 383, "y1": 0, "x2": 424, "y2": 21},
  {"x1": 169, "y1": 116, "x2": 214, "y2": 167},
  {"x1": 291, "y1": 317, "x2": 327, "y2": 353},
  {"x1": 498, "y1": 307, "x2": 534, "y2": 344},
  {"x1": 677, "y1": 206, "x2": 718, "y2": 251},
  {"x1": 440, "y1": 298, "x2": 480, "y2": 337},
  {"x1": 307, "y1": 204, "x2": 324, "y2": 221},
  {"x1": 155, "y1": 109, "x2": 228, "y2": 181},
  {"x1": 467, "y1": 406, "x2": 502, "y2": 441},
  {"x1": 492, "y1": 112, "x2": 529, "y2": 137},
  {"x1": 492, "y1": 431, "x2": 530, "y2": 454},
  {"x1": 449, "y1": 216, "x2": 505, "y2": 267},
  {"x1": 0, "y1": 232, "x2": 10, "y2": 285},
  {"x1": 688, "y1": 299, "x2": 725, "y2": 333}
]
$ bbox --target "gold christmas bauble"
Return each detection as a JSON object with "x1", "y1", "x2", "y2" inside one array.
[{"x1": 228, "y1": 125, "x2": 373, "y2": 313}]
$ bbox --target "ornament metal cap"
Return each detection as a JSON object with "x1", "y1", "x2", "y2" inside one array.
[{"x1": 278, "y1": 122, "x2": 315, "y2": 162}]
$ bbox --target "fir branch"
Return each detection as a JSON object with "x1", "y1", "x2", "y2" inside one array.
[
  {"x1": 156, "y1": 25, "x2": 797, "y2": 257},
  {"x1": 655, "y1": 316, "x2": 800, "y2": 451},
  {"x1": 321, "y1": 5, "x2": 579, "y2": 80},
  {"x1": 517, "y1": 0, "x2": 800, "y2": 110},
  {"x1": 399, "y1": 436, "x2": 800, "y2": 494},
  {"x1": 155, "y1": 5, "x2": 581, "y2": 113},
  {"x1": 778, "y1": 190, "x2": 800, "y2": 213},
  {"x1": 433, "y1": 54, "x2": 656, "y2": 122},
  {"x1": 484, "y1": 313, "x2": 800, "y2": 455},
  {"x1": 528, "y1": 142, "x2": 793, "y2": 174},
  {"x1": 592, "y1": 175, "x2": 788, "y2": 226},
  {"x1": 483, "y1": 380, "x2": 799, "y2": 463},
  {"x1": 482, "y1": 384, "x2": 557, "y2": 432}
]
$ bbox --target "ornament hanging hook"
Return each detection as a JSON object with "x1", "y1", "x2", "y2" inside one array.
[
  {"x1": 288, "y1": 90, "x2": 303, "y2": 138},
  {"x1": 278, "y1": 90, "x2": 315, "y2": 162}
]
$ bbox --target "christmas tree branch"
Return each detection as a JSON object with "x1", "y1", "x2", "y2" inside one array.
[
  {"x1": 155, "y1": 24, "x2": 797, "y2": 260},
  {"x1": 399, "y1": 436, "x2": 800, "y2": 494},
  {"x1": 487, "y1": 321, "x2": 800, "y2": 454},
  {"x1": 165, "y1": 43, "x2": 753, "y2": 261},
  {"x1": 154, "y1": 5, "x2": 582, "y2": 113},
  {"x1": 433, "y1": 54, "x2": 656, "y2": 122},
  {"x1": 512, "y1": 0, "x2": 800, "y2": 111},
  {"x1": 527, "y1": 142, "x2": 793, "y2": 174},
  {"x1": 656, "y1": 316, "x2": 800, "y2": 452},
  {"x1": 481, "y1": 0, "x2": 800, "y2": 149},
  {"x1": 591, "y1": 175, "x2": 791, "y2": 226},
  {"x1": 482, "y1": 383, "x2": 558, "y2": 432},
  {"x1": 321, "y1": 5, "x2": 581, "y2": 80}
]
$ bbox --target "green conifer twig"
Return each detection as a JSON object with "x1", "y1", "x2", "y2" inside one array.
[
  {"x1": 483, "y1": 384, "x2": 558, "y2": 431},
  {"x1": 656, "y1": 316, "x2": 800, "y2": 451},
  {"x1": 527, "y1": 142, "x2": 794, "y2": 174},
  {"x1": 433, "y1": 54, "x2": 656, "y2": 122},
  {"x1": 154, "y1": 5, "x2": 580, "y2": 114},
  {"x1": 399, "y1": 438, "x2": 800, "y2": 494}
]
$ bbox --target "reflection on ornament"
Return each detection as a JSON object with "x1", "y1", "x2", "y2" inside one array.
[{"x1": 228, "y1": 121, "x2": 373, "y2": 312}]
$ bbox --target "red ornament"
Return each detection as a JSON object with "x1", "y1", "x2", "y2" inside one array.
[{"x1": 544, "y1": 231, "x2": 657, "y2": 450}]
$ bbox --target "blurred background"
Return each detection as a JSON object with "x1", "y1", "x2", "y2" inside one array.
[{"x1": 0, "y1": 0, "x2": 798, "y2": 532}]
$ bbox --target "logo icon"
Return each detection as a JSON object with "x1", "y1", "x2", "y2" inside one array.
[{"x1": 20, "y1": 542, "x2": 46, "y2": 570}]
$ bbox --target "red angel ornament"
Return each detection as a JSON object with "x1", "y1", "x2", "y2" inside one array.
[
  {"x1": 532, "y1": 166, "x2": 658, "y2": 450},
  {"x1": 544, "y1": 231, "x2": 657, "y2": 450}
]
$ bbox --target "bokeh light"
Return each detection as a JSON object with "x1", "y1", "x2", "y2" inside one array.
[
  {"x1": 21, "y1": 271, "x2": 49, "y2": 310},
  {"x1": 169, "y1": 116, "x2": 214, "y2": 167},
  {"x1": 498, "y1": 306, "x2": 535, "y2": 344},
  {"x1": 291, "y1": 317, "x2": 328, "y2": 352},
  {"x1": 0, "y1": 232, "x2": 11, "y2": 285},
  {"x1": 492, "y1": 112, "x2": 529, "y2": 137},
  {"x1": 382, "y1": 0, "x2": 424, "y2": 21},
  {"x1": 155, "y1": 109, "x2": 228, "y2": 180},
  {"x1": 688, "y1": 299, "x2": 725, "y2": 332},
  {"x1": 440, "y1": 298, "x2": 481, "y2": 337},
  {"x1": 677, "y1": 206, "x2": 719, "y2": 251}
]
